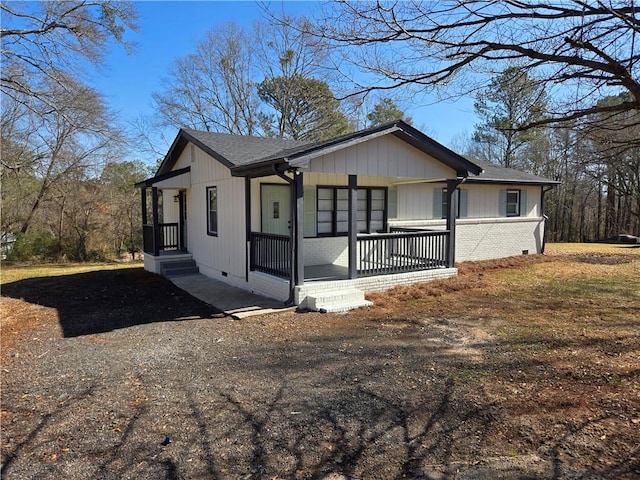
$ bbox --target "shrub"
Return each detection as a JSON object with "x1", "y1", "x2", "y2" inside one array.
[{"x1": 8, "y1": 232, "x2": 61, "y2": 261}]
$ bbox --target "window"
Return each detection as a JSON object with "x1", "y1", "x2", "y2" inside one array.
[
  {"x1": 316, "y1": 186, "x2": 387, "y2": 236},
  {"x1": 206, "y1": 186, "x2": 217, "y2": 235},
  {"x1": 506, "y1": 189, "x2": 520, "y2": 217},
  {"x1": 438, "y1": 188, "x2": 466, "y2": 219}
]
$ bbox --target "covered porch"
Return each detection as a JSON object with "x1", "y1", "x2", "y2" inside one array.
[
  {"x1": 136, "y1": 167, "x2": 191, "y2": 257},
  {"x1": 243, "y1": 169, "x2": 463, "y2": 289},
  {"x1": 249, "y1": 227, "x2": 451, "y2": 282}
]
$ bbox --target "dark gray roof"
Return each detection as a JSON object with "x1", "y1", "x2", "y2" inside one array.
[
  {"x1": 154, "y1": 122, "x2": 557, "y2": 185},
  {"x1": 468, "y1": 161, "x2": 560, "y2": 185},
  {"x1": 183, "y1": 129, "x2": 309, "y2": 167},
  {"x1": 230, "y1": 120, "x2": 483, "y2": 177}
]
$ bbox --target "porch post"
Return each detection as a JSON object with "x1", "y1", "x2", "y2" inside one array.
[
  {"x1": 294, "y1": 172, "x2": 304, "y2": 286},
  {"x1": 446, "y1": 179, "x2": 459, "y2": 268},
  {"x1": 141, "y1": 187, "x2": 148, "y2": 225},
  {"x1": 245, "y1": 177, "x2": 251, "y2": 282},
  {"x1": 151, "y1": 186, "x2": 160, "y2": 256},
  {"x1": 348, "y1": 175, "x2": 357, "y2": 279}
]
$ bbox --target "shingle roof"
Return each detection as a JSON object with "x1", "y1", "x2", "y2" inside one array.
[
  {"x1": 468, "y1": 161, "x2": 560, "y2": 185},
  {"x1": 182, "y1": 129, "x2": 310, "y2": 167},
  {"x1": 154, "y1": 122, "x2": 558, "y2": 185}
]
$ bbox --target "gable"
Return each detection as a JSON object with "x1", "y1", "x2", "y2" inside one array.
[{"x1": 306, "y1": 134, "x2": 456, "y2": 179}]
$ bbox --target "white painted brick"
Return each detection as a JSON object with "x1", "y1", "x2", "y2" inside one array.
[
  {"x1": 455, "y1": 217, "x2": 544, "y2": 261},
  {"x1": 303, "y1": 237, "x2": 348, "y2": 266}
]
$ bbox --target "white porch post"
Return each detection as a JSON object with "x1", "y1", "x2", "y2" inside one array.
[{"x1": 348, "y1": 174, "x2": 357, "y2": 279}]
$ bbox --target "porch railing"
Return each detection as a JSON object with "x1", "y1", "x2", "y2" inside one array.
[
  {"x1": 357, "y1": 230, "x2": 449, "y2": 276},
  {"x1": 160, "y1": 223, "x2": 179, "y2": 250},
  {"x1": 143, "y1": 222, "x2": 180, "y2": 255},
  {"x1": 250, "y1": 232, "x2": 291, "y2": 279}
]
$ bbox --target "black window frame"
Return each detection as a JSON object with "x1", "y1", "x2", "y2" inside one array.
[
  {"x1": 316, "y1": 185, "x2": 387, "y2": 237},
  {"x1": 206, "y1": 186, "x2": 218, "y2": 236}
]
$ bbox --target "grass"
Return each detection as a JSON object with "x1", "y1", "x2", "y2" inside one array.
[
  {"x1": 546, "y1": 241, "x2": 640, "y2": 256},
  {"x1": 0, "y1": 261, "x2": 142, "y2": 285},
  {"x1": 1, "y1": 243, "x2": 638, "y2": 477}
]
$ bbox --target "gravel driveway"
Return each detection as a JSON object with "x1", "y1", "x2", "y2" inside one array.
[{"x1": 2, "y1": 265, "x2": 637, "y2": 479}]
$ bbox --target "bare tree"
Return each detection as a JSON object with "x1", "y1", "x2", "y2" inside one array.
[
  {"x1": 7, "y1": 77, "x2": 124, "y2": 235},
  {"x1": 152, "y1": 22, "x2": 260, "y2": 136},
  {"x1": 318, "y1": 1, "x2": 639, "y2": 140},
  {"x1": 1, "y1": 1, "x2": 138, "y2": 115}
]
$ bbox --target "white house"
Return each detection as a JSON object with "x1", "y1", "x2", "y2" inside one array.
[{"x1": 136, "y1": 121, "x2": 558, "y2": 311}]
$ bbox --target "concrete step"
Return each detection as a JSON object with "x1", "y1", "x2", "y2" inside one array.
[
  {"x1": 306, "y1": 288, "x2": 373, "y2": 313},
  {"x1": 161, "y1": 259, "x2": 199, "y2": 277}
]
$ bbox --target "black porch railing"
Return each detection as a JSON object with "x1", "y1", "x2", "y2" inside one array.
[
  {"x1": 250, "y1": 232, "x2": 291, "y2": 279},
  {"x1": 143, "y1": 223, "x2": 180, "y2": 255},
  {"x1": 357, "y1": 230, "x2": 448, "y2": 276}
]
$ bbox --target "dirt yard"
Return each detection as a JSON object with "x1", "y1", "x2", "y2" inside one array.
[{"x1": 1, "y1": 244, "x2": 639, "y2": 479}]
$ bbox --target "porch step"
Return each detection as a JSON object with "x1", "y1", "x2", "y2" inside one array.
[
  {"x1": 306, "y1": 288, "x2": 373, "y2": 313},
  {"x1": 161, "y1": 259, "x2": 199, "y2": 277}
]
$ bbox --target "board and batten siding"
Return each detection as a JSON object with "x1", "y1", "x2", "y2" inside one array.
[
  {"x1": 307, "y1": 135, "x2": 456, "y2": 179},
  {"x1": 161, "y1": 190, "x2": 180, "y2": 224},
  {"x1": 173, "y1": 144, "x2": 246, "y2": 281},
  {"x1": 250, "y1": 173, "x2": 398, "y2": 233},
  {"x1": 395, "y1": 183, "x2": 541, "y2": 221}
]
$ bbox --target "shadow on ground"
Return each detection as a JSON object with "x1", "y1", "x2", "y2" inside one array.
[{"x1": 1, "y1": 267, "x2": 222, "y2": 337}]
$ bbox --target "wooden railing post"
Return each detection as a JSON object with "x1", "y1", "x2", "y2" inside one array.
[{"x1": 348, "y1": 175, "x2": 357, "y2": 279}]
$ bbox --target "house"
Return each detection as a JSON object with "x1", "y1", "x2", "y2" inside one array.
[
  {"x1": 136, "y1": 121, "x2": 558, "y2": 311},
  {"x1": 1, "y1": 232, "x2": 17, "y2": 260}
]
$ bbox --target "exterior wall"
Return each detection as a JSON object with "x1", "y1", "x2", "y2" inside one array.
[
  {"x1": 388, "y1": 217, "x2": 545, "y2": 260},
  {"x1": 173, "y1": 144, "x2": 247, "y2": 284},
  {"x1": 455, "y1": 217, "x2": 544, "y2": 261},
  {"x1": 392, "y1": 182, "x2": 545, "y2": 260},
  {"x1": 303, "y1": 237, "x2": 348, "y2": 267},
  {"x1": 396, "y1": 182, "x2": 542, "y2": 220},
  {"x1": 306, "y1": 135, "x2": 455, "y2": 179},
  {"x1": 161, "y1": 189, "x2": 180, "y2": 223},
  {"x1": 250, "y1": 173, "x2": 396, "y2": 233}
]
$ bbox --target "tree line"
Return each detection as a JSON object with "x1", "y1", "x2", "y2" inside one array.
[
  {"x1": 1, "y1": 1, "x2": 637, "y2": 262},
  {"x1": 466, "y1": 68, "x2": 639, "y2": 242}
]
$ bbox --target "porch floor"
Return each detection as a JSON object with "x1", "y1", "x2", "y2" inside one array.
[{"x1": 304, "y1": 264, "x2": 349, "y2": 282}]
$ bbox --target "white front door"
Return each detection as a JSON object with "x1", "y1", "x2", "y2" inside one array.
[{"x1": 261, "y1": 184, "x2": 291, "y2": 235}]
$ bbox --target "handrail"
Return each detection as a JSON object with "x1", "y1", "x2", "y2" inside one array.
[
  {"x1": 250, "y1": 232, "x2": 291, "y2": 279},
  {"x1": 357, "y1": 230, "x2": 448, "y2": 276}
]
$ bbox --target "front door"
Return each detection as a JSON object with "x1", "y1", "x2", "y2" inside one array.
[{"x1": 261, "y1": 184, "x2": 291, "y2": 235}]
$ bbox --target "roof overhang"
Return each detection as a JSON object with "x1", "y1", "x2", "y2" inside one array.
[
  {"x1": 135, "y1": 167, "x2": 191, "y2": 189},
  {"x1": 464, "y1": 177, "x2": 562, "y2": 186},
  {"x1": 231, "y1": 120, "x2": 484, "y2": 178},
  {"x1": 156, "y1": 129, "x2": 234, "y2": 176}
]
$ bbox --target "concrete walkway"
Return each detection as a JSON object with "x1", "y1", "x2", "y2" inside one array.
[{"x1": 169, "y1": 273, "x2": 294, "y2": 319}]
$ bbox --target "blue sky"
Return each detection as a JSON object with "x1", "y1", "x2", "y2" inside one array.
[{"x1": 94, "y1": 1, "x2": 477, "y2": 164}]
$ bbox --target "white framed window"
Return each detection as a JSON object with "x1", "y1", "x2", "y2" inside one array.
[
  {"x1": 434, "y1": 188, "x2": 467, "y2": 219},
  {"x1": 206, "y1": 186, "x2": 218, "y2": 235},
  {"x1": 506, "y1": 189, "x2": 520, "y2": 217}
]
